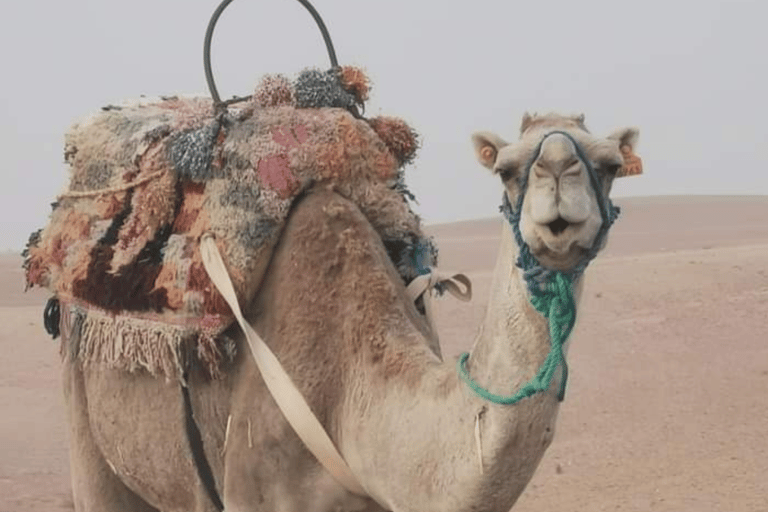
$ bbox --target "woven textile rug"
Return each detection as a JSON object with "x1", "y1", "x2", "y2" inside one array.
[{"x1": 24, "y1": 67, "x2": 436, "y2": 381}]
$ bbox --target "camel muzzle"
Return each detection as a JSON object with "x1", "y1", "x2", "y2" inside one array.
[{"x1": 501, "y1": 130, "x2": 621, "y2": 293}]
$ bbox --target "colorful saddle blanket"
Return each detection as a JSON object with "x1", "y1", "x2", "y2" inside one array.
[{"x1": 24, "y1": 67, "x2": 436, "y2": 380}]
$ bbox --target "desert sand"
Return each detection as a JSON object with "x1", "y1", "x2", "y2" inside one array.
[{"x1": 1, "y1": 195, "x2": 766, "y2": 511}]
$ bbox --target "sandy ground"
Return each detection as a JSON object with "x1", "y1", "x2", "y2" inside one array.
[{"x1": 1, "y1": 195, "x2": 767, "y2": 511}]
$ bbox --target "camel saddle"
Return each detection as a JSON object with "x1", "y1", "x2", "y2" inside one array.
[{"x1": 23, "y1": 67, "x2": 437, "y2": 381}]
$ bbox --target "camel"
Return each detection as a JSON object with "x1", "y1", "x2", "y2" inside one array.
[{"x1": 62, "y1": 112, "x2": 638, "y2": 512}]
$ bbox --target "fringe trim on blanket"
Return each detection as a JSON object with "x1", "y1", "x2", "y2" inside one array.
[{"x1": 59, "y1": 301, "x2": 234, "y2": 382}]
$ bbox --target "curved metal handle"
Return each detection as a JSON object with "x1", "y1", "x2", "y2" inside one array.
[{"x1": 204, "y1": 0, "x2": 339, "y2": 108}]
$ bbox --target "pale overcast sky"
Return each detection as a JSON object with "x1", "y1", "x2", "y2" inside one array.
[{"x1": 1, "y1": 0, "x2": 766, "y2": 250}]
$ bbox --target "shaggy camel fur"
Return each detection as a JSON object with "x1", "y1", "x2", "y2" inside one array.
[{"x1": 63, "y1": 113, "x2": 638, "y2": 511}]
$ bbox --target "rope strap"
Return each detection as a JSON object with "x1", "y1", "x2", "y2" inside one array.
[
  {"x1": 200, "y1": 234, "x2": 368, "y2": 497},
  {"x1": 406, "y1": 271, "x2": 472, "y2": 335}
]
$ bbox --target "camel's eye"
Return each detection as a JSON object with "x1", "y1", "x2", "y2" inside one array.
[
  {"x1": 498, "y1": 167, "x2": 516, "y2": 182},
  {"x1": 600, "y1": 163, "x2": 622, "y2": 175}
]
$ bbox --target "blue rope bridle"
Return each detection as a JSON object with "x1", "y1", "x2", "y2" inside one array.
[{"x1": 457, "y1": 130, "x2": 621, "y2": 404}]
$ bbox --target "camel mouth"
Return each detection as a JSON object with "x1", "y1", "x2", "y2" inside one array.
[
  {"x1": 535, "y1": 244, "x2": 588, "y2": 271},
  {"x1": 528, "y1": 223, "x2": 592, "y2": 269},
  {"x1": 547, "y1": 217, "x2": 570, "y2": 236}
]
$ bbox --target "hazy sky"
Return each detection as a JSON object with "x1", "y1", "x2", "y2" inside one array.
[{"x1": 1, "y1": 0, "x2": 766, "y2": 250}]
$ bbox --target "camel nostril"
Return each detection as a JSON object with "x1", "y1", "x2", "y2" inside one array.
[{"x1": 548, "y1": 217, "x2": 569, "y2": 235}]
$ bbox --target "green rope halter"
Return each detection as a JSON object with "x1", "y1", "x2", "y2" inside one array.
[{"x1": 457, "y1": 131, "x2": 620, "y2": 405}]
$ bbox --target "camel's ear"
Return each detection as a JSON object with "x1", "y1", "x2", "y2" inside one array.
[
  {"x1": 471, "y1": 131, "x2": 508, "y2": 171},
  {"x1": 608, "y1": 127, "x2": 640, "y2": 152},
  {"x1": 520, "y1": 112, "x2": 535, "y2": 134}
]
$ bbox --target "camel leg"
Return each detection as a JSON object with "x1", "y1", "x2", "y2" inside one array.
[{"x1": 63, "y1": 361, "x2": 160, "y2": 512}]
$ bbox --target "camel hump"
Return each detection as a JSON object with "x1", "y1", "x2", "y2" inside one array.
[{"x1": 280, "y1": 189, "x2": 392, "y2": 266}]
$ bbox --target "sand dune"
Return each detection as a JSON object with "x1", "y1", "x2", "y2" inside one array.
[{"x1": 1, "y1": 195, "x2": 767, "y2": 511}]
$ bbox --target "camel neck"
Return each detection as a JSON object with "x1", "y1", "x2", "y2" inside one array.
[{"x1": 464, "y1": 222, "x2": 582, "y2": 400}]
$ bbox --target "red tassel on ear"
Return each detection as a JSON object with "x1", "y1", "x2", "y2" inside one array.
[
  {"x1": 368, "y1": 117, "x2": 419, "y2": 166},
  {"x1": 618, "y1": 145, "x2": 643, "y2": 177}
]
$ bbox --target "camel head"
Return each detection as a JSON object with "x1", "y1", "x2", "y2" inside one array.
[{"x1": 473, "y1": 113, "x2": 639, "y2": 271}]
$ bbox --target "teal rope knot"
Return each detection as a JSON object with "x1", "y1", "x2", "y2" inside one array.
[
  {"x1": 457, "y1": 130, "x2": 619, "y2": 405},
  {"x1": 531, "y1": 272, "x2": 576, "y2": 337}
]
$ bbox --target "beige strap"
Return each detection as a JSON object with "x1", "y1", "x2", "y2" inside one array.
[
  {"x1": 58, "y1": 169, "x2": 166, "y2": 199},
  {"x1": 200, "y1": 234, "x2": 368, "y2": 497},
  {"x1": 406, "y1": 271, "x2": 472, "y2": 334}
]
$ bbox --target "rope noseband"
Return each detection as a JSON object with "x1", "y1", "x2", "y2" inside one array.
[{"x1": 457, "y1": 131, "x2": 621, "y2": 405}]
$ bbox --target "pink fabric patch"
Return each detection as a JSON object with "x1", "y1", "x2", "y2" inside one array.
[
  {"x1": 257, "y1": 154, "x2": 297, "y2": 198},
  {"x1": 257, "y1": 124, "x2": 308, "y2": 198}
]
